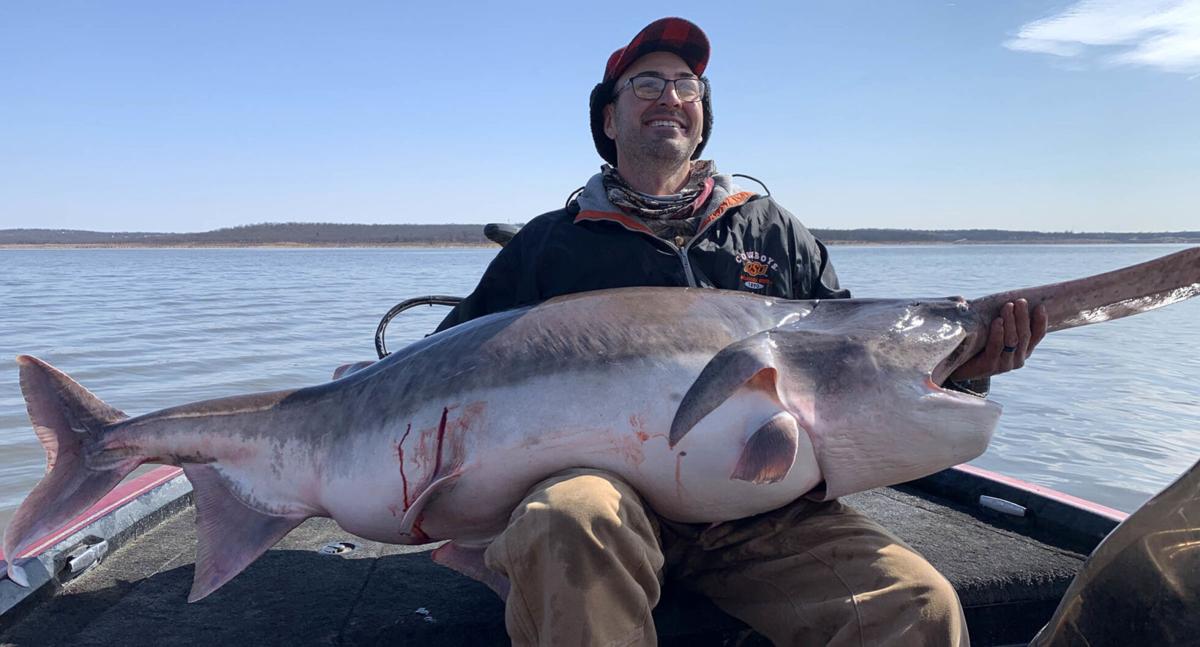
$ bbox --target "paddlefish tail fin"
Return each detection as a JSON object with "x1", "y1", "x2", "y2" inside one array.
[{"x1": 3, "y1": 355, "x2": 140, "y2": 586}]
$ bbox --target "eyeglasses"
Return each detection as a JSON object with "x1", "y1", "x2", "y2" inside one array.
[{"x1": 614, "y1": 75, "x2": 706, "y2": 102}]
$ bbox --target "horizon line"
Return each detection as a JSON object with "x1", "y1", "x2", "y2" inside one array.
[{"x1": 3, "y1": 223, "x2": 1199, "y2": 236}]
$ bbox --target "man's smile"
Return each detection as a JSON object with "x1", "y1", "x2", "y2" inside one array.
[{"x1": 643, "y1": 115, "x2": 689, "y2": 133}]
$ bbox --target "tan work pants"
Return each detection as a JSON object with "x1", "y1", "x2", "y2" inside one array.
[{"x1": 484, "y1": 468, "x2": 968, "y2": 647}]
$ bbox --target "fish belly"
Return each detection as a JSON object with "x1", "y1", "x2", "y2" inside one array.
[{"x1": 409, "y1": 374, "x2": 822, "y2": 540}]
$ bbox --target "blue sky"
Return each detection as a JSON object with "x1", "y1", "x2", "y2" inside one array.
[{"x1": 1, "y1": 1, "x2": 1197, "y2": 233}]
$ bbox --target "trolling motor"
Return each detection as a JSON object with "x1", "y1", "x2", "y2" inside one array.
[{"x1": 372, "y1": 222, "x2": 519, "y2": 358}]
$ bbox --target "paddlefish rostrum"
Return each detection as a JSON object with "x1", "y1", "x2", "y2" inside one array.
[{"x1": 4, "y1": 248, "x2": 1198, "y2": 601}]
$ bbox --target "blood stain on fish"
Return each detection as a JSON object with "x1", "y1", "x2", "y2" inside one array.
[
  {"x1": 675, "y1": 451, "x2": 688, "y2": 500},
  {"x1": 432, "y1": 407, "x2": 450, "y2": 477},
  {"x1": 398, "y1": 423, "x2": 413, "y2": 507},
  {"x1": 629, "y1": 413, "x2": 650, "y2": 442}
]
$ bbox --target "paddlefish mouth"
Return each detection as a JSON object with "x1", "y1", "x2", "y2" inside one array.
[
  {"x1": 922, "y1": 375, "x2": 995, "y2": 408},
  {"x1": 930, "y1": 326, "x2": 989, "y2": 388},
  {"x1": 918, "y1": 376, "x2": 1004, "y2": 436}
]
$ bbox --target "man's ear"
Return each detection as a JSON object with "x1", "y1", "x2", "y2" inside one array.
[{"x1": 603, "y1": 103, "x2": 617, "y2": 140}]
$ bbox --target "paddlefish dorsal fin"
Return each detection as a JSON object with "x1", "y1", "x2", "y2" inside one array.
[{"x1": 182, "y1": 464, "x2": 305, "y2": 602}]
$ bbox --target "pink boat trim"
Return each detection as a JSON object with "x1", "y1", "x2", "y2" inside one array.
[
  {"x1": 1, "y1": 466, "x2": 183, "y2": 561},
  {"x1": 955, "y1": 464, "x2": 1128, "y2": 522}
]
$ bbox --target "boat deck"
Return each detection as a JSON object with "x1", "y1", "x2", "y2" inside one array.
[{"x1": 0, "y1": 480, "x2": 1093, "y2": 646}]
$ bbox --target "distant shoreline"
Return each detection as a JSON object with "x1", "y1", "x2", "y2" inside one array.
[
  {"x1": 3, "y1": 240, "x2": 1197, "y2": 250},
  {"x1": 4, "y1": 223, "x2": 1198, "y2": 248},
  {"x1": 0, "y1": 242, "x2": 501, "y2": 250}
]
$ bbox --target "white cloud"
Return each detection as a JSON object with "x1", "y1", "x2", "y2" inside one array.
[{"x1": 1005, "y1": 0, "x2": 1200, "y2": 74}]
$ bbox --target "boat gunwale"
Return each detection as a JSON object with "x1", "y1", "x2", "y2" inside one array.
[{"x1": 0, "y1": 466, "x2": 191, "y2": 625}]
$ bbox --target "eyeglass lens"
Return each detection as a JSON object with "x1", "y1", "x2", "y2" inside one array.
[{"x1": 630, "y1": 76, "x2": 704, "y2": 102}]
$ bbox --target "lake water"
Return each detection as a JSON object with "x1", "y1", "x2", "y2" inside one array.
[{"x1": 1, "y1": 245, "x2": 1197, "y2": 534}]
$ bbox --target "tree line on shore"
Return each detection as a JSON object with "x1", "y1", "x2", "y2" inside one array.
[{"x1": 3, "y1": 222, "x2": 1198, "y2": 246}]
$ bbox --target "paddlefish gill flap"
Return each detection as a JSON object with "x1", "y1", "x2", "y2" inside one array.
[
  {"x1": 670, "y1": 333, "x2": 814, "y2": 487},
  {"x1": 183, "y1": 463, "x2": 305, "y2": 602},
  {"x1": 4, "y1": 356, "x2": 138, "y2": 585},
  {"x1": 669, "y1": 333, "x2": 788, "y2": 448}
]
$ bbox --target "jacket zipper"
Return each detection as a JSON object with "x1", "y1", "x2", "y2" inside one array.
[
  {"x1": 671, "y1": 194, "x2": 743, "y2": 289},
  {"x1": 670, "y1": 235, "x2": 698, "y2": 287},
  {"x1": 576, "y1": 191, "x2": 753, "y2": 290}
]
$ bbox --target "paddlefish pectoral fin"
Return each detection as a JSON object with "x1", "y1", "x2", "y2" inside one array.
[
  {"x1": 182, "y1": 463, "x2": 305, "y2": 602},
  {"x1": 4, "y1": 356, "x2": 139, "y2": 586},
  {"x1": 399, "y1": 471, "x2": 462, "y2": 543},
  {"x1": 730, "y1": 412, "x2": 800, "y2": 485}
]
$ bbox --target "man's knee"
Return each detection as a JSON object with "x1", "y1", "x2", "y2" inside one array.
[
  {"x1": 490, "y1": 468, "x2": 663, "y2": 575},
  {"x1": 908, "y1": 562, "x2": 958, "y2": 608},
  {"x1": 886, "y1": 543, "x2": 959, "y2": 603},
  {"x1": 884, "y1": 547, "x2": 967, "y2": 646},
  {"x1": 918, "y1": 568, "x2": 964, "y2": 631},
  {"x1": 484, "y1": 468, "x2": 665, "y2": 645}
]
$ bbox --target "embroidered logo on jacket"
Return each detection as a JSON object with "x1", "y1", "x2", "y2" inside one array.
[{"x1": 734, "y1": 251, "x2": 780, "y2": 291}]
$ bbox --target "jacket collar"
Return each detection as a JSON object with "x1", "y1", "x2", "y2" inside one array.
[{"x1": 572, "y1": 169, "x2": 754, "y2": 236}]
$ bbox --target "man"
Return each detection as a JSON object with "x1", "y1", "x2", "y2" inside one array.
[{"x1": 437, "y1": 17, "x2": 1046, "y2": 646}]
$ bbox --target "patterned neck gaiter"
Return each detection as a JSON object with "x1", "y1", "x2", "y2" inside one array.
[{"x1": 601, "y1": 161, "x2": 716, "y2": 242}]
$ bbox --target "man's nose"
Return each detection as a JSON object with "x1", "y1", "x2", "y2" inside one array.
[{"x1": 658, "y1": 81, "x2": 684, "y2": 106}]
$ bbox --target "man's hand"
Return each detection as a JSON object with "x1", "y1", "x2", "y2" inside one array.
[{"x1": 950, "y1": 299, "x2": 1048, "y2": 381}]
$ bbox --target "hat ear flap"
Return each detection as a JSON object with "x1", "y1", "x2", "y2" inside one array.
[
  {"x1": 590, "y1": 82, "x2": 619, "y2": 166},
  {"x1": 691, "y1": 76, "x2": 713, "y2": 160}
]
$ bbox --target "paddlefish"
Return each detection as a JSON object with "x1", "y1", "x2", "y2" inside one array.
[{"x1": 4, "y1": 248, "x2": 1199, "y2": 601}]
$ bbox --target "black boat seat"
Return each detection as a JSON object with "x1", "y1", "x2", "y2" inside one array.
[{"x1": 0, "y1": 486, "x2": 1087, "y2": 647}]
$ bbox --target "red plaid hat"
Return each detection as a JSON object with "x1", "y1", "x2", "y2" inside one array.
[{"x1": 603, "y1": 17, "x2": 710, "y2": 83}]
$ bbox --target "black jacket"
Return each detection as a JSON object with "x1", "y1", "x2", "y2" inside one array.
[{"x1": 436, "y1": 192, "x2": 848, "y2": 332}]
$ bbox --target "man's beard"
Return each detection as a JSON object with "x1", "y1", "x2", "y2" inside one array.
[
  {"x1": 613, "y1": 104, "x2": 698, "y2": 169},
  {"x1": 630, "y1": 137, "x2": 693, "y2": 168},
  {"x1": 633, "y1": 139, "x2": 691, "y2": 165}
]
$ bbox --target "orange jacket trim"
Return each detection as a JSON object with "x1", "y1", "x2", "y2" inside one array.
[
  {"x1": 574, "y1": 210, "x2": 656, "y2": 236},
  {"x1": 697, "y1": 191, "x2": 755, "y2": 235}
]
